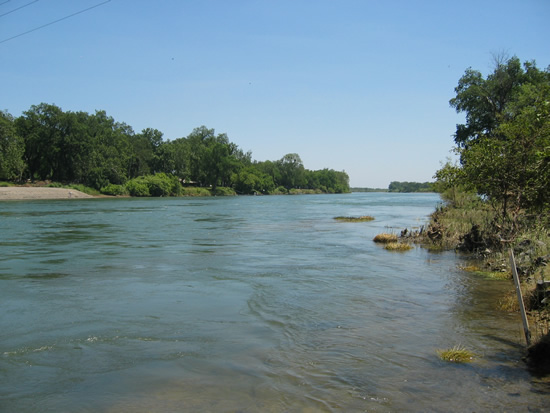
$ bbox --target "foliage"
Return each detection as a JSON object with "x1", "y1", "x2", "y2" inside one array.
[
  {"x1": 5, "y1": 102, "x2": 350, "y2": 195},
  {"x1": 388, "y1": 181, "x2": 434, "y2": 192},
  {"x1": 0, "y1": 111, "x2": 26, "y2": 181},
  {"x1": 438, "y1": 57, "x2": 550, "y2": 228},
  {"x1": 231, "y1": 165, "x2": 275, "y2": 194},
  {"x1": 125, "y1": 173, "x2": 181, "y2": 197},
  {"x1": 181, "y1": 187, "x2": 212, "y2": 196},
  {"x1": 100, "y1": 184, "x2": 128, "y2": 196},
  {"x1": 211, "y1": 186, "x2": 236, "y2": 196}
]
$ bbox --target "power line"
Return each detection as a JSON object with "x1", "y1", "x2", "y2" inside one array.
[
  {"x1": 0, "y1": 1, "x2": 12, "y2": 6},
  {"x1": 0, "y1": 0, "x2": 40, "y2": 18},
  {"x1": 0, "y1": 0, "x2": 112, "y2": 44}
]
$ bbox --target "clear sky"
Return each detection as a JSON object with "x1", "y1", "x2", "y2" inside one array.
[{"x1": 2, "y1": 0, "x2": 549, "y2": 188}]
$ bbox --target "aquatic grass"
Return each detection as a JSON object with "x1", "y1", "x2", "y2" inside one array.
[
  {"x1": 333, "y1": 215, "x2": 374, "y2": 222},
  {"x1": 437, "y1": 345, "x2": 475, "y2": 363},
  {"x1": 459, "y1": 265, "x2": 510, "y2": 280},
  {"x1": 373, "y1": 233, "x2": 398, "y2": 243},
  {"x1": 384, "y1": 242, "x2": 413, "y2": 251}
]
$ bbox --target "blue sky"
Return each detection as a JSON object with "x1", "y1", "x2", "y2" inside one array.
[{"x1": 2, "y1": 0, "x2": 549, "y2": 188}]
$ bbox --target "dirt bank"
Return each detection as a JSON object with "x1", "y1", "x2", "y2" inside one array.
[{"x1": 0, "y1": 187, "x2": 93, "y2": 200}]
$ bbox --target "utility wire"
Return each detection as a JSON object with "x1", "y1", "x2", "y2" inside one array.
[
  {"x1": 0, "y1": 1, "x2": 12, "y2": 7},
  {"x1": 0, "y1": 0, "x2": 39, "y2": 18},
  {"x1": 0, "y1": 0, "x2": 111, "y2": 44}
]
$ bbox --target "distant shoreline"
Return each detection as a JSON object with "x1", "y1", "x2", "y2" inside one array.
[{"x1": 0, "y1": 187, "x2": 93, "y2": 200}]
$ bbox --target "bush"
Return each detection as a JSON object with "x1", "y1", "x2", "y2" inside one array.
[
  {"x1": 125, "y1": 173, "x2": 182, "y2": 197},
  {"x1": 126, "y1": 180, "x2": 150, "y2": 197},
  {"x1": 181, "y1": 187, "x2": 211, "y2": 196},
  {"x1": 271, "y1": 186, "x2": 288, "y2": 195},
  {"x1": 211, "y1": 186, "x2": 236, "y2": 196},
  {"x1": 100, "y1": 184, "x2": 127, "y2": 196}
]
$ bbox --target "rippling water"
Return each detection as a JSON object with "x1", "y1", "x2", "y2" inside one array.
[{"x1": 1, "y1": 193, "x2": 548, "y2": 412}]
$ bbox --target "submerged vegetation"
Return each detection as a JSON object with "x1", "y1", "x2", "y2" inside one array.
[
  {"x1": 373, "y1": 233, "x2": 398, "y2": 243},
  {"x1": 333, "y1": 215, "x2": 375, "y2": 222},
  {"x1": 437, "y1": 345, "x2": 475, "y2": 363},
  {"x1": 384, "y1": 242, "x2": 413, "y2": 252}
]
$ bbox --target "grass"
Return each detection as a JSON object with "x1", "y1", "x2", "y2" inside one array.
[
  {"x1": 373, "y1": 233, "x2": 398, "y2": 243},
  {"x1": 437, "y1": 345, "x2": 475, "y2": 363},
  {"x1": 333, "y1": 215, "x2": 375, "y2": 222},
  {"x1": 459, "y1": 265, "x2": 510, "y2": 280},
  {"x1": 384, "y1": 242, "x2": 413, "y2": 251}
]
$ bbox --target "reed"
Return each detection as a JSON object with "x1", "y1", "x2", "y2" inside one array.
[{"x1": 437, "y1": 345, "x2": 475, "y2": 363}]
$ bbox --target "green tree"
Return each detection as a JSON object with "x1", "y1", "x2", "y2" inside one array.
[
  {"x1": 443, "y1": 56, "x2": 550, "y2": 224},
  {"x1": 231, "y1": 165, "x2": 274, "y2": 194},
  {"x1": 277, "y1": 153, "x2": 306, "y2": 189},
  {"x1": 0, "y1": 110, "x2": 26, "y2": 181}
]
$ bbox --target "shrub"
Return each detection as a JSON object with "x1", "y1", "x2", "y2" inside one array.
[
  {"x1": 181, "y1": 187, "x2": 211, "y2": 196},
  {"x1": 100, "y1": 184, "x2": 127, "y2": 196},
  {"x1": 271, "y1": 186, "x2": 288, "y2": 195},
  {"x1": 126, "y1": 180, "x2": 150, "y2": 197},
  {"x1": 125, "y1": 173, "x2": 181, "y2": 197},
  {"x1": 211, "y1": 186, "x2": 236, "y2": 196}
]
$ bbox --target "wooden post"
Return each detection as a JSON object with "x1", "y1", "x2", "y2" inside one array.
[{"x1": 509, "y1": 249, "x2": 531, "y2": 346}]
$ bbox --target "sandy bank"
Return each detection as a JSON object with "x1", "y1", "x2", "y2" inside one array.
[{"x1": 0, "y1": 187, "x2": 93, "y2": 200}]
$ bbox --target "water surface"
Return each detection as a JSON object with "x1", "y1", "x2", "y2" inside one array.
[{"x1": 1, "y1": 193, "x2": 548, "y2": 411}]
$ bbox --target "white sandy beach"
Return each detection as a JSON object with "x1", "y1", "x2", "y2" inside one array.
[{"x1": 0, "y1": 187, "x2": 93, "y2": 200}]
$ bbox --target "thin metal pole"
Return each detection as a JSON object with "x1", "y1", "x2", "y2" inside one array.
[{"x1": 509, "y1": 249, "x2": 531, "y2": 346}]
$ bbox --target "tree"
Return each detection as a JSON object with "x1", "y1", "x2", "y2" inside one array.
[
  {"x1": 277, "y1": 153, "x2": 306, "y2": 189},
  {"x1": 0, "y1": 111, "x2": 25, "y2": 181},
  {"x1": 444, "y1": 56, "x2": 550, "y2": 223}
]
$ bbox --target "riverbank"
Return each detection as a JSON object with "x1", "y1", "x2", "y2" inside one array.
[
  {"x1": 408, "y1": 188, "x2": 550, "y2": 374},
  {"x1": 0, "y1": 187, "x2": 93, "y2": 200}
]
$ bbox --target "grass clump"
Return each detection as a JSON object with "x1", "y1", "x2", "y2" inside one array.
[
  {"x1": 437, "y1": 345, "x2": 475, "y2": 363},
  {"x1": 373, "y1": 233, "x2": 398, "y2": 243},
  {"x1": 459, "y1": 265, "x2": 510, "y2": 280},
  {"x1": 334, "y1": 215, "x2": 375, "y2": 222},
  {"x1": 384, "y1": 242, "x2": 413, "y2": 251}
]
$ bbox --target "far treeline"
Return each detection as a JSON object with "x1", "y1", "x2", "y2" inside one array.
[
  {"x1": 0, "y1": 104, "x2": 349, "y2": 196},
  {"x1": 352, "y1": 181, "x2": 434, "y2": 193}
]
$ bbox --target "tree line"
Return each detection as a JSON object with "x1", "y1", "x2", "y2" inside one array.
[
  {"x1": 388, "y1": 181, "x2": 434, "y2": 193},
  {"x1": 0, "y1": 103, "x2": 349, "y2": 195}
]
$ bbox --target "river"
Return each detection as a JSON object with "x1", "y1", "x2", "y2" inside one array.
[{"x1": 1, "y1": 193, "x2": 548, "y2": 412}]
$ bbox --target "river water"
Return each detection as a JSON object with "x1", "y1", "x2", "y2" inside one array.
[{"x1": 1, "y1": 193, "x2": 548, "y2": 412}]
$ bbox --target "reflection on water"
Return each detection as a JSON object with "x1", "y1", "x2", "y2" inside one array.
[{"x1": 0, "y1": 193, "x2": 548, "y2": 411}]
